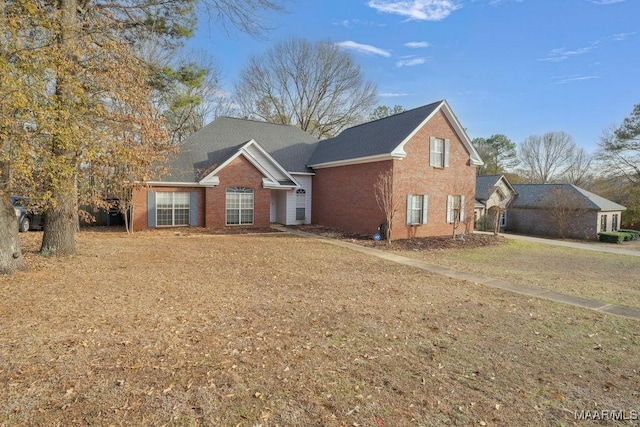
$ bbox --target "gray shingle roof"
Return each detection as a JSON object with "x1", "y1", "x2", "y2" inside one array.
[
  {"x1": 511, "y1": 184, "x2": 626, "y2": 211},
  {"x1": 475, "y1": 175, "x2": 504, "y2": 201},
  {"x1": 161, "y1": 117, "x2": 319, "y2": 183},
  {"x1": 308, "y1": 101, "x2": 443, "y2": 166}
]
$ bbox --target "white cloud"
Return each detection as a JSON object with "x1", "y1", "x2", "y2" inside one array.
[
  {"x1": 539, "y1": 44, "x2": 597, "y2": 62},
  {"x1": 552, "y1": 75, "x2": 599, "y2": 84},
  {"x1": 611, "y1": 31, "x2": 636, "y2": 41},
  {"x1": 333, "y1": 19, "x2": 386, "y2": 28},
  {"x1": 368, "y1": 0, "x2": 461, "y2": 21},
  {"x1": 336, "y1": 41, "x2": 392, "y2": 57},
  {"x1": 333, "y1": 19, "x2": 353, "y2": 28},
  {"x1": 396, "y1": 57, "x2": 426, "y2": 67},
  {"x1": 405, "y1": 41, "x2": 430, "y2": 48},
  {"x1": 380, "y1": 91, "x2": 410, "y2": 97}
]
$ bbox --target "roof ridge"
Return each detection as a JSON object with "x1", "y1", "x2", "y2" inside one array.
[{"x1": 340, "y1": 100, "x2": 445, "y2": 132}]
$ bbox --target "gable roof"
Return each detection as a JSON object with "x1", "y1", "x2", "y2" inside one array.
[
  {"x1": 159, "y1": 117, "x2": 319, "y2": 183},
  {"x1": 511, "y1": 184, "x2": 626, "y2": 211},
  {"x1": 308, "y1": 100, "x2": 483, "y2": 168},
  {"x1": 476, "y1": 174, "x2": 517, "y2": 202}
]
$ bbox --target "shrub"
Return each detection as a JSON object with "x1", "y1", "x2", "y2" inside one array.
[
  {"x1": 618, "y1": 229, "x2": 639, "y2": 240},
  {"x1": 598, "y1": 232, "x2": 625, "y2": 244}
]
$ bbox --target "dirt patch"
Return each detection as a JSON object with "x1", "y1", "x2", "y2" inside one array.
[{"x1": 1, "y1": 230, "x2": 639, "y2": 426}]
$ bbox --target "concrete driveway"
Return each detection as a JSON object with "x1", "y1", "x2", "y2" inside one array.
[{"x1": 495, "y1": 232, "x2": 640, "y2": 257}]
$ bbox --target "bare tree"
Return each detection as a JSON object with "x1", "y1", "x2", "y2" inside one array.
[
  {"x1": 564, "y1": 147, "x2": 594, "y2": 187},
  {"x1": 374, "y1": 170, "x2": 401, "y2": 243},
  {"x1": 235, "y1": 38, "x2": 378, "y2": 138},
  {"x1": 597, "y1": 104, "x2": 640, "y2": 185},
  {"x1": 518, "y1": 132, "x2": 576, "y2": 183},
  {"x1": 545, "y1": 186, "x2": 589, "y2": 239}
]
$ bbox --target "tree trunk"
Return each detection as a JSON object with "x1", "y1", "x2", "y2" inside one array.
[
  {"x1": 39, "y1": 0, "x2": 78, "y2": 256},
  {"x1": 0, "y1": 192, "x2": 26, "y2": 274},
  {"x1": 40, "y1": 183, "x2": 77, "y2": 256}
]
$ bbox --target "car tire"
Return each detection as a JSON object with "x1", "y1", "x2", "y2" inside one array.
[{"x1": 19, "y1": 217, "x2": 30, "y2": 232}]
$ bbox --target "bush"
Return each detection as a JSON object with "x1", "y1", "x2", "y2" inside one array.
[
  {"x1": 618, "y1": 229, "x2": 639, "y2": 240},
  {"x1": 598, "y1": 232, "x2": 625, "y2": 244}
]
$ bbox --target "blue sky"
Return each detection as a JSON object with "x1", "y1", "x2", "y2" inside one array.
[{"x1": 187, "y1": 0, "x2": 639, "y2": 153}]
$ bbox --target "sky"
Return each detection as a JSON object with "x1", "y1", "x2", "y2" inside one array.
[{"x1": 186, "y1": 0, "x2": 639, "y2": 153}]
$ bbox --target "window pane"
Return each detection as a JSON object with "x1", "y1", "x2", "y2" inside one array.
[
  {"x1": 240, "y1": 194, "x2": 253, "y2": 208},
  {"x1": 174, "y1": 192, "x2": 190, "y2": 208},
  {"x1": 227, "y1": 209, "x2": 240, "y2": 225},
  {"x1": 410, "y1": 210, "x2": 421, "y2": 224},
  {"x1": 240, "y1": 209, "x2": 253, "y2": 224},
  {"x1": 157, "y1": 208, "x2": 173, "y2": 226},
  {"x1": 156, "y1": 192, "x2": 173, "y2": 208},
  {"x1": 174, "y1": 208, "x2": 189, "y2": 225},
  {"x1": 296, "y1": 207, "x2": 305, "y2": 221}
]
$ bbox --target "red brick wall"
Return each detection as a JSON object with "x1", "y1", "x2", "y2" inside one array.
[
  {"x1": 204, "y1": 155, "x2": 271, "y2": 229},
  {"x1": 392, "y1": 109, "x2": 477, "y2": 238},
  {"x1": 132, "y1": 154, "x2": 271, "y2": 230},
  {"x1": 132, "y1": 186, "x2": 206, "y2": 231},
  {"x1": 312, "y1": 160, "x2": 392, "y2": 236},
  {"x1": 311, "y1": 109, "x2": 477, "y2": 239}
]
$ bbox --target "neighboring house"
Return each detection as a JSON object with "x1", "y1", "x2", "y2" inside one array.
[
  {"x1": 132, "y1": 100, "x2": 484, "y2": 239},
  {"x1": 474, "y1": 174, "x2": 517, "y2": 232},
  {"x1": 505, "y1": 183, "x2": 626, "y2": 240}
]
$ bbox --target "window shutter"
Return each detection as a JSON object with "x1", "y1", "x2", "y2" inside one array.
[
  {"x1": 446, "y1": 195, "x2": 453, "y2": 223},
  {"x1": 444, "y1": 139, "x2": 450, "y2": 167},
  {"x1": 460, "y1": 195, "x2": 465, "y2": 221},
  {"x1": 406, "y1": 194, "x2": 412, "y2": 224},
  {"x1": 189, "y1": 192, "x2": 198, "y2": 226},
  {"x1": 422, "y1": 195, "x2": 428, "y2": 224},
  {"x1": 147, "y1": 191, "x2": 157, "y2": 228},
  {"x1": 429, "y1": 137, "x2": 437, "y2": 167}
]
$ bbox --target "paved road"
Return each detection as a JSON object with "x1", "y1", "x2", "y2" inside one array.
[
  {"x1": 486, "y1": 231, "x2": 640, "y2": 257},
  {"x1": 274, "y1": 225, "x2": 640, "y2": 321}
]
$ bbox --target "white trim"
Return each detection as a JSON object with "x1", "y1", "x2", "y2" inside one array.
[
  {"x1": 393, "y1": 100, "x2": 484, "y2": 166},
  {"x1": 262, "y1": 178, "x2": 297, "y2": 189},
  {"x1": 199, "y1": 139, "x2": 301, "y2": 189},
  {"x1": 393, "y1": 105, "x2": 442, "y2": 157},
  {"x1": 146, "y1": 179, "x2": 219, "y2": 187},
  {"x1": 309, "y1": 153, "x2": 405, "y2": 169},
  {"x1": 290, "y1": 172, "x2": 315, "y2": 176}
]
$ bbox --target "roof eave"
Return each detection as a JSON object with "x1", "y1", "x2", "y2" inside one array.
[{"x1": 308, "y1": 153, "x2": 405, "y2": 169}]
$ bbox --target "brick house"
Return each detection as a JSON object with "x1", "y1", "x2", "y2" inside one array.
[
  {"x1": 474, "y1": 174, "x2": 517, "y2": 232},
  {"x1": 132, "y1": 100, "x2": 484, "y2": 239},
  {"x1": 505, "y1": 184, "x2": 626, "y2": 240}
]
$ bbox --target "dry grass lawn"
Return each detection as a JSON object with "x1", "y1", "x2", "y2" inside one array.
[
  {"x1": 390, "y1": 237, "x2": 640, "y2": 310},
  {"x1": 1, "y1": 229, "x2": 639, "y2": 426}
]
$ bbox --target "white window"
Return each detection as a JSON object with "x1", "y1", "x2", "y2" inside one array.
[
  {"x1": 500, "y1": 211, "x2": 507, "y2": 227},
  {"x1": 447, "y1": 195, "x2": 465, "y2": 223},
  {"x1": 600, "y1": 214, "x2": 607, "y2": 232},
  {"x1": 226, "y1": 187, "x2": 254, "y2": 225},
  {"x1": 156, "y1": 192, "x2": 190, "y2": 226},
  {"x1": 612, "y1": 214, "x2": 618, "y2": 231},
  {"x1": 406, "y1": 194, "x2": 428, "y2": 225},
  {"x1": 429, "y1": 137, "x2": 450, "y2": 168},
  {"x1": 296, "y1": 189, "x2": 306, "y2": 221}
]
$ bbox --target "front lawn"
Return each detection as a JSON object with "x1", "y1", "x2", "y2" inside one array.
[{"x1": 1, "y1": 230, "x2": 638, "y2": 426}]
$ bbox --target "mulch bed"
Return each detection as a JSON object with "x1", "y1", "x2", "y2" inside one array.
[{"x1": 290, "y1": 224, "x2": 507, "y2": 250}]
